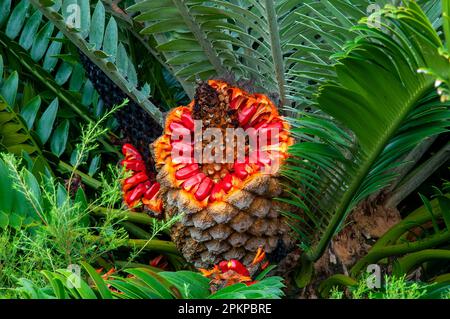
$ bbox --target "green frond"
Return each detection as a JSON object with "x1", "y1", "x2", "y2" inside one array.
[
  {"x1": 0, "y1": 0, "x2": 101, "y2": 122},
  {"x1": 16, "y1": 263, "x2": 285, "y2": 299},
  {"x1": 128, "y1": 0, "x2": 372, "y2": 106},
  {"x1": 0, "y1": 59, "x2": 110, "y2": 187},
  {"x1": 284, "y1": 3, "x2": 450, "y2": 262},
  {"x1": 0, "y1": 72, "x2": 54, "y2": 173}
]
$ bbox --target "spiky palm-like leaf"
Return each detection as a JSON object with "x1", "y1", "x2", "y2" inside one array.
[
  {"x1": 127, "y1": 0, "x2": 355, "y2": 105},
  {"x1": 29, "y1": 0, "x2": 163, "y2": 125},
  {"x1": 0, "y1": 0, "x2": 105, "y2": 123},
  {"x1": 0, "y1": 0, "x2": 147, "y2": 185},
  {"x1": 0, "y1": 0, "x2": 124, "y2": 172},
  {"x1": 0, "y1": 61, "x2": 104, "y2": 186},
  {"x1": 127, "y1": 0, "x2": 441, "y2": 107},
  {"x1": 281, "y1": 2, "x2": 450, "y2": 266},
  {"x1": 0, "y1": 71, "x2": 46, "y2": 156},
  {"x1": 0, "y1": 66, "x2": 64, "y2": 175}
]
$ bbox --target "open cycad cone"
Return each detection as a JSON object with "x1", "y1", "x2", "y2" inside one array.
[{"x1": 149, "y1": 80, "x2": 295, "y2": 268}]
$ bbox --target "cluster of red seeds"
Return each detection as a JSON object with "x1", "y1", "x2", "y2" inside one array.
[
  {"x1": 121, "y1": 144, "x2": 162, "y2": 213},
  {"x1": 199, "y1": 247, "x2": 268, "y2": 289},
  {"x1": 163, "y1": 80, "x2": 290, "y2": 204}
]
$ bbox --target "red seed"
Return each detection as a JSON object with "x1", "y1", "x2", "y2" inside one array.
[
  {"x1": 125, "y1": 183, "x2": 147, "y2": 205},
  {"x1": 230, "y1": 96, "x2": 246, "y2": 110},
  {"x1": 121, "y1": 159, "x2": 146, "y2": 172},
  {"x1": 124, "y1": 172, "x2": 148, "y2": 187},
  {"x1": 180, "y1": 112, "x2": 195, "y2": 131},
  {"x1": 209, "y1": 182, "x2": 223, "y2": 202},
  {"x1": 127, "y1": 172, "x2": 148, "y2": 184},
  {"x1": 143, "y1": 181, "x2": 151, "y2": 188},
  {"x1": 258, "y1": 121, "x2": 283, "y2": 135},
  {"x1": 238, "y1": 103, "x2": 257, "y2": 126},
  {"x1": 195, "y1": 177, "x2": 213, "y2": 201},
  {"x1": 144, "y1": 182, "x2": 160, "y2": 200},
  {"x1": 233, "y1": 163, "x2": 249, "y2": 179},
  {"x1": 257, "y1": 121, "x2": 283, "y2": 131},
  {"x1": 182, "y1": 172, "x2": 205, "y2": 191},
  {"x1": 222, "y1": 173, "x2": 233, "y2": 192},
  {"x1": 122, "y1": 144, "x2": 142, "y2": 161},
  {"x1": 219, "y1": 259, "x2": 250, "y2": 277},
  {"x1": 175, "y1": 164, "x2": 199, "y2": 180},
  {"x1": 123, "y1": 172, "x2": 148, "y2": 191},
  {"x1": 252, "y1": 120, "x2": 268, "y2": 130},
  {"x1": 124, "y1": 191, "x2": 136, "y2": 207}
]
